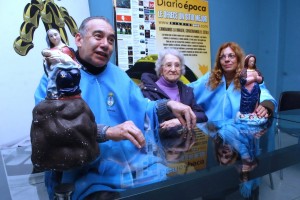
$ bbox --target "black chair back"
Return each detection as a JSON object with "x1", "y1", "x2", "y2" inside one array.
[{"x1": 278, "y1": 91, "x2": 300, "y2": 112}]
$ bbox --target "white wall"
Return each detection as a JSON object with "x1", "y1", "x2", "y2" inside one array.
[{"x1": 0, "y1": 0, "x2": 90, "y2": 147}]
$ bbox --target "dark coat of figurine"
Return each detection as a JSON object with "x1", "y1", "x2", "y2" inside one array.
[{"x1": 30, "y1": 97, "x2": 99, "y2": 171}]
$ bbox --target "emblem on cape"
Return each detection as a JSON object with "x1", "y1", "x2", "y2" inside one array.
[{"x1": 107, "y1": 92, "x2": 115, "y2": 107}]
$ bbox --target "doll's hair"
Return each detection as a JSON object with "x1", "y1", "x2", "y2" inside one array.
[
  {"x1": 244, "y1": 54, "x2": 256, "y2": 69},
  {"x1": 208, "y1": 42, "x2": 245, "y2": 90}
]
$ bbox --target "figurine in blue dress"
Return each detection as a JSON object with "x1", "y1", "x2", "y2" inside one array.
[{"x1": 237, "y1": 54, "x2": 267, "y2": 125}]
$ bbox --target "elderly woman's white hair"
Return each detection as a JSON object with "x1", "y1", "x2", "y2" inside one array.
[{"x1": 155, "y1": 48, "x2": 186, "y2": 77}]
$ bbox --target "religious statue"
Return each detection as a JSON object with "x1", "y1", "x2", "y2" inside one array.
[
  {"x1": 237, "y1": 54, "x2": 267, "y2": 125},
  {"x1": 30, "y1": 29, "x2": 99, "y2": 171}
]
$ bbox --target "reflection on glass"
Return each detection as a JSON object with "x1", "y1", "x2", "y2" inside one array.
[
  {"x1": 117, "y1": 125, "x2": 208, "y2": 188},
  {"x1": 198, "y1": 119, "x2": 271, "y2": 182},
  {"x1": 159, "y1": 126, "x2": 195, "y2": 162},
  {"x1": 155, "y1": 125, "x2": 208, "y2": 177},
  {"x1": 116, "y1": 128, "x2": 169, "y2": 188}
]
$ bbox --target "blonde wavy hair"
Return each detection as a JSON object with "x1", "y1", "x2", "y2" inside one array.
[{"x1": 208, "y1": 42, "x2": 245, "y2": 90}]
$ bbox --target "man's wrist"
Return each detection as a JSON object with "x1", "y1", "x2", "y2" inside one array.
[
  {"x1": 156, "y1": 99, "x2": 172, "y2": 121},
  {"x1": 96, "y1": 124, "x2": 110, "y2": 142}
]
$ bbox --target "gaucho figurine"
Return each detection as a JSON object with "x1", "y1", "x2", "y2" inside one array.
[{"x1": 30, "y1": 29, "x2": 99, "y2": 171}]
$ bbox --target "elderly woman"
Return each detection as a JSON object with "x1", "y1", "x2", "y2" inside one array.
[{"x1": 140, "y1": 48, "x2": 207, "y2": 129}]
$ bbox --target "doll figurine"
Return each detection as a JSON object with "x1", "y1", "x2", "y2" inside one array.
[
  {"x1": 45, "y1": 28, "x2": 77, "y2": 60},
  {"x1": 237, "y1": 54, "x2": 267, "y2": 124},
  {"x1": 42, "y1": 28, "x2": 81, "y2": 99},
  {"x1": 31, "y1": 29, "x2": 99, "y2": 171}
]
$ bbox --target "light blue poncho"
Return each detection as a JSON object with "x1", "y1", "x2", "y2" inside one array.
[{"x1": 35, "y1": 62, "x2": 169, "y2": 199}]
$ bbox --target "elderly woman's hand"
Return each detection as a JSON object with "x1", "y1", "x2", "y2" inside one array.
[{"x1": 160, "y1": 118, "x2": 181, "y2": 129}]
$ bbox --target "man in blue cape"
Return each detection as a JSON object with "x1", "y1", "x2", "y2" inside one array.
[{"x1": 34, "y1": 16, "x2": 196, "y2": 200}]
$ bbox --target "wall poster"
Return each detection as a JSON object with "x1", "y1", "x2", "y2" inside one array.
[
  {"x1": 114, "y1": 0, "x2": 210, "y2": 176},
  {"x1": 114, "y1": 0, "x2": 210, "y2": 78}
]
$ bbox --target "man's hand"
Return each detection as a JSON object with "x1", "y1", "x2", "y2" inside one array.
[
  {"x1": 166, "y1": 100, "x2": 196, "y2": 130},
  {"x1": 105, "y1": 121, "x2": 145, "y2": 148}
]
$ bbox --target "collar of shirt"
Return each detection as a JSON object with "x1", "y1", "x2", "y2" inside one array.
[{"x1": 75, "y1": 51, "x2": 107, "y2": 75}]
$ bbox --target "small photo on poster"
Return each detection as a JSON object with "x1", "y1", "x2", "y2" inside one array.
[
  {"x1": 150, "y1": 22, "x2": 155, "y2": 30},
  {"x1": 128, "y1": 56, "x2": 133, "y2": 64},
  {"x1": 116, "y1": 0, "x2": 131, "y2": 8},
  {"x1": 149, "y1": 1, "x2": 155, "y2": 9},
  {"x1": 117, "y1": 22, "x2": 132, "y2": 34},
  {"x1": 149, "y1": 14, "x2": 155, "y2": 21},
  {"x1": 145, "y1": 30, "x2": 150, "y2": 38},
  {"x1": 139, "y1": 0, "x2": 143, "y2": 6}
]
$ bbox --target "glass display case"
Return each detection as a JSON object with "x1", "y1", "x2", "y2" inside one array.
[{"x1": 1, "y1": 110, "x2": 300, "y2": 200}]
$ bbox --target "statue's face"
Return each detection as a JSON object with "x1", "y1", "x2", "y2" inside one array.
[
  {"x1": 47, "y1": 29, "x2": 61, "y2": 47},
  {"x1": 248, "y1": 57, "x2": 256, "y2": 68}
]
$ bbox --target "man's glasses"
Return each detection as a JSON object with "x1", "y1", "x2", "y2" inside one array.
[{"x1": 219, "y1": 53, "x2": 236, "y2": 61}]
